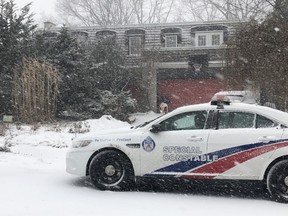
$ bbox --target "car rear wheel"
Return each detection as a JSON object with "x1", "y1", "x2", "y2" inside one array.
[
  {"x1": 267, "y1": 159, "x2": 288, "y2": 203},
  {"x1": 89, "y1": 150, "x2": 134, "y2": 191}
]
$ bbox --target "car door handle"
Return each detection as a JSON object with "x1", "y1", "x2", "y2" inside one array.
[
  {"x1": 258, "y1": 136, "x2": 276, "y2": 142},
  {"x1": 187, "y1": 136, "x2": 203, "y2": 141}
]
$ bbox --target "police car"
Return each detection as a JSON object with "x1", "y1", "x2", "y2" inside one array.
[{"x1": 66, "y1": 96, "x2": 288, "y2": 203}]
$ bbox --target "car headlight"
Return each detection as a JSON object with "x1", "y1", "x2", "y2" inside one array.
[{"x1": 72, "y1": 140, "x2": 92, "y2": 148}]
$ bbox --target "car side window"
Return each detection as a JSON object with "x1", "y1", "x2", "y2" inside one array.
[
  {"x1": 256, "y1": 114, "x2": 278, "y2": 128},
  {"x1": 159, "y1": 111, "x2": 208, "y2": 131},
  {"x1": 218, "y1": 111, "x2": 255, "y2": 129}
]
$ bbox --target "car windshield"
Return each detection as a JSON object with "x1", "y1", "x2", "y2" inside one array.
[{"x1": 134, "y1": 114, "x2": 165, "y2": 128}]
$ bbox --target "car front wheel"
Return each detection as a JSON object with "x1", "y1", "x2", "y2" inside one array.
[
  {"x1": 267, "y1": 159, "x2": 288, "y2": 203},
  {"x1": 89, "y1": 150, "x2": 134, "y2": 191}
]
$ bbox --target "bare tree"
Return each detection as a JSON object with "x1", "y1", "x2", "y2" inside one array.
[
  {"x1": 130, "y1": 0, "x2": 176, "y2": 23},
  {"x1": 55, "y1": 0, "x2": 134, "y2": 26},
  {"x1": 56, "y1": 0, "x2": 177, "y2": 26},
  {"x1": 180, "y1": 0, "x2": 272, "y2": 21}
]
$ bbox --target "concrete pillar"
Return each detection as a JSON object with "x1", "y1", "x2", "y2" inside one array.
[
  {"x1": 148, "y1": 64, "x2": 158, "y2": 112},
  {"x1": 143, "y1": 61, "x2": 158, "y2": 112}
]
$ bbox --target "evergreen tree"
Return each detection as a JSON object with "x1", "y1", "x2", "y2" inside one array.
[
  {"x1": 30, "y1": 32, "x2": 51, "y2": 60},
  {"x1": 29, "y1": 28, "x2": 136, "y2": 120},
  {"x1": 0, "y1": 0, "x2": 36, "y2": 114},
  {"x1": 68, "y1": 37, "x2": 137, "y2": 120},
  {"x1": 86, "y1": 37, "x2": 131, "y2": 93},
  {"x1": 48, "y1": 27, "x2": 86, "y2": 112},
  {"x1": 273, "y1": 0, "x2": 288, "y2": 18},
  {"x1": 226, "y1": 1, "x2": 288, "y2": 110}
]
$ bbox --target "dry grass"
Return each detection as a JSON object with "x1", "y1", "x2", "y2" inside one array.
[{"x1": 13, "y1": 58, "x2": 60, "y2": 123}]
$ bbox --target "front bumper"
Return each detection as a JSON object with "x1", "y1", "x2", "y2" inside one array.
[{"x1": 66, "y1": 149, "x2": 93, "y2": 176}]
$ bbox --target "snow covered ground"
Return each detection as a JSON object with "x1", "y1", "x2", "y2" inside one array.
[{"x1": 0, "y1": 112, "x2": 287, "y2": 216}]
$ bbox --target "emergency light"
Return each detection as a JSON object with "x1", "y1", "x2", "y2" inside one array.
[{"x1": 210, "y1": 95, "x2": 230, "y2": 107}]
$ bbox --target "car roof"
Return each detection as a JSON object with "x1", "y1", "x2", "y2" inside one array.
[{"x1": 170, "y1": 102, "x2": 288, "y2": 126}]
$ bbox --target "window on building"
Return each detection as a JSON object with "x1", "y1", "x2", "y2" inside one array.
[
  {"x1": 129, "y1": 36, "x2": 142, "y2": 56},
  {"x1": 195, "y1": 32, "x2": 223, "y2": 47},
  {"x1": 198, "y1": 35, "x2": 206, "y2": 46},
  {"x1": 212, "y1": 34, "x2": 220, "y2": 46},
  {"x1": 165, "y1": 35, "x2": 178, "y2": 48},
  {"x1": 71, "y1": 31, "x2": 89, "y2": 43},
  {"x1": 96, "y1": 30, "x2": 117, "y2": 44},
  {"x1": 192, "y1": 25, "x2": 227, "y2": 47},
  {"x1": 161, "y1": 28, "x2": 181, "y2": 48},
  {"x1": 125, "y1": 29, "x2": 145, "y2": 56}
]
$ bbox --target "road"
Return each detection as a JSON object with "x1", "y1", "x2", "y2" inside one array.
[{"x1": 0, "y1": 145, "x2": 287, "y2": 216}]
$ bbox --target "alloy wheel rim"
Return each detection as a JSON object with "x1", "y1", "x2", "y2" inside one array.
[
  {"x1": 105, "y1": 165, "x2": 116, "y2": 176},
  {"x1": 284, "y1": 176, "x2": 288, "y2": 187},
  {"x1": 99, "y1": 159, "x2": 124, "y2": 186}
]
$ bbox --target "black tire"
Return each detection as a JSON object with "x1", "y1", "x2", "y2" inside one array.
[
  {"x1": 267, "y1": 159, "x2": 288, "y2": 203},
  {"x1": 89, "y1": 150, "x2": 134, "y2": 191}
]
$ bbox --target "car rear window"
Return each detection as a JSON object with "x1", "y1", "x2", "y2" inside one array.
[{"x1": 218, "y1": 111, "x2": 255, "y2": 129}]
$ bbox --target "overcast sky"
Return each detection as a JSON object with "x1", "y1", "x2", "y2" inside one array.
[{"x1": 14, "y1": 0, "x2": 57, "y2": 26}]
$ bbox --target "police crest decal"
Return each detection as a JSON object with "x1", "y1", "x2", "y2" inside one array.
[{"x1": 142, "y1": 136, "x2": 156, "y2": 152}]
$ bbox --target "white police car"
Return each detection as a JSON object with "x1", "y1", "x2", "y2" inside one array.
[{"x1": 66, "y1": 96, "x2": 288, "y2": 203}]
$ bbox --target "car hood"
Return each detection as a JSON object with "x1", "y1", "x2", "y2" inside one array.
[{"x1": 72, "y1": 126, "x2": 142, "y2": 142}]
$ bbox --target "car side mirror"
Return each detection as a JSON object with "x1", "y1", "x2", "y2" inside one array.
[{"x1": 150, "y1": 124, "x2": 162, "y2": 133}]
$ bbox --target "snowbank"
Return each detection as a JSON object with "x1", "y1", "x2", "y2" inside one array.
[{"x1": 0, "y1": 114, "x2": 132, "y2": 149}]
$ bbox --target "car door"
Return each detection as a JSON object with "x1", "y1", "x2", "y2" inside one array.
[
  {"x1": 206, "y1": 109, "x2": 283, "y2": 180},
  {"x1": 140, "y1": 110, "x2": 212, "y2": 178}
]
